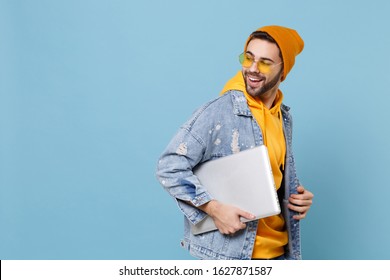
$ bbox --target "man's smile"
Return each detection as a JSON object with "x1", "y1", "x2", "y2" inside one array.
[{"x1": 246, "y1": 74, "x2": 264, "y2": 88}]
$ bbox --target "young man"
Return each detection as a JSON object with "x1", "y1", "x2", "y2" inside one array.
[{"x1": 156, "y1": 25, "x2": 314, "y2": 260}]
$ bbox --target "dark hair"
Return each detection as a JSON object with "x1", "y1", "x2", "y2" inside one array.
[
  {"x1": 248, "y1": 31, "x2": 283, "y2": 60},
  {"x1": 249, "y1": 31, "x2": 277, "y2": 44}
]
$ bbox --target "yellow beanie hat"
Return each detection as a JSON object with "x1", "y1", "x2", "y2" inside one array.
[{"x1": 244, "y1": 25, "x2": 304, "y2": 81}]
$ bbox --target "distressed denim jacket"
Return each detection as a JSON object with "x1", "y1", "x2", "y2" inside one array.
[{"x1": 156, "y1": 90, "x2": 301, "y2": 260}]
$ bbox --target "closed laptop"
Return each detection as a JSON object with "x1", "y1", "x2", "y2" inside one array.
[{"x1": 191, "y1": 145, "x2": 280, "y2": 235}]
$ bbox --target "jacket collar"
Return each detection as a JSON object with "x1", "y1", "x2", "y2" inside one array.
[{"x1": 229, "y1": 90, "x2": 290, "y2": 116}]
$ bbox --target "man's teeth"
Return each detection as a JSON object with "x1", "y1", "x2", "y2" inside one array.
[{"x1": 249, "y1": 77, "x2": 260, "y2": 82}]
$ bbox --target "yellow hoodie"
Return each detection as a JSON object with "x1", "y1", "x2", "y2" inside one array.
[{"x1": 221, "y1": 71, "x2": 288, "y2": 259}]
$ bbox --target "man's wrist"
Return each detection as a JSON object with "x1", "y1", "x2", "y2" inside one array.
[{"x1": 198, "y1": 200, "x2": 219, "y2": 217}]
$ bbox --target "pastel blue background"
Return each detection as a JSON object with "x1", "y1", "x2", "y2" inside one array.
[{"x1": 1, "y1": 0, "x2": 389, "y2": 260}]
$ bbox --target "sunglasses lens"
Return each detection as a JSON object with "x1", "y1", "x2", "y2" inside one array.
[
  {"x1": 258, "y1": 63, "x2": 271, "y2": 74},
  {"x1": 238, "y1": 53, "x2": 245, "y2": 64},
  {"x1": 239, "y1": 53, "x2": 253, "y2": 68}
]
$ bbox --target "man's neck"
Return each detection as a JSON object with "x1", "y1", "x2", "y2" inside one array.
[{"x1": 256, "y1": 87, "x2": 279, "y2": 109}]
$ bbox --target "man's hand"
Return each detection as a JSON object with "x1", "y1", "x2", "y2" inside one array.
[
  {"x1": 288, "y1": 185, "x2": 314, "y2": 220},
  {"x1": 199, "y1": 200, "x2": 256, "y2": 235}
]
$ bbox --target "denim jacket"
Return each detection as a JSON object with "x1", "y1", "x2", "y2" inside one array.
[{"x1": 156, "y1": 90, "x2": 302, "y2": 260}]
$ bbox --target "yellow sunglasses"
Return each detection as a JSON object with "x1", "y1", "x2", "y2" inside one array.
[{"x1": 239, "y1": 53, "x2": 283, "y2": 74}]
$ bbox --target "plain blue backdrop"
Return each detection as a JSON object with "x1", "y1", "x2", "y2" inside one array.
[{"x1": 1, "y1": 0, "x2": 389, "y2": 260}]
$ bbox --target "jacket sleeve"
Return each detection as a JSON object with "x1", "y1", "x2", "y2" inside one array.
[{"x1": 156, "y1": 126, "x2": 213, "y2": 225}]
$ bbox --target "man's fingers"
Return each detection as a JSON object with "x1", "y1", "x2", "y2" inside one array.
[
  {"x1": 215, "y1": 208, "x2": 255, "y2": 235},
  {"x1": 296, "y1": 185, "x2": 304, "y2": 193},
  {"x1": 217, "y1": 220, "x2": 246, "y2": 235},
  {"x1": 239, "y1": 210, "x2": 256, "y2": 221},
  {"x1": 289, "y1": 196, "x2": 312, "y2": 206}
]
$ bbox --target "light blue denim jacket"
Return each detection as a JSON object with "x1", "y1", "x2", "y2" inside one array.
[{"x1": 156, "y1": 90, "x2": 301, "y2": 260}]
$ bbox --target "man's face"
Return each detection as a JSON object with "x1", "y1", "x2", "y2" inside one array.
[{"x1": 242, "y1": 39, "x2": 284, "y2": 99}]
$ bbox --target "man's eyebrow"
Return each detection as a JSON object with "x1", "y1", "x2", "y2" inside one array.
[{"x1": 245, "y1": 51, "x2": 275, "y2": 63}]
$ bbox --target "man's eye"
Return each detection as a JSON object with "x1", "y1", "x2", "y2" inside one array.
[{"x1": 260, "y1": 61, "x2": 272, "y2": 66}]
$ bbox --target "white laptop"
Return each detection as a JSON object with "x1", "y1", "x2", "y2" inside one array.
[{"x1": 191, "y1": 145, "x2": 280, "y2": 235}]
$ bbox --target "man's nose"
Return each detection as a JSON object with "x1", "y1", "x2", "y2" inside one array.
[{"x1": 249, "y1": 61, "x2": 259, "y2": 73}]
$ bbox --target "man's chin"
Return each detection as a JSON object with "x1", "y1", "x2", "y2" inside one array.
[{"x1": 246, "y1": 86, "x2": 264, "y2": 98}]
